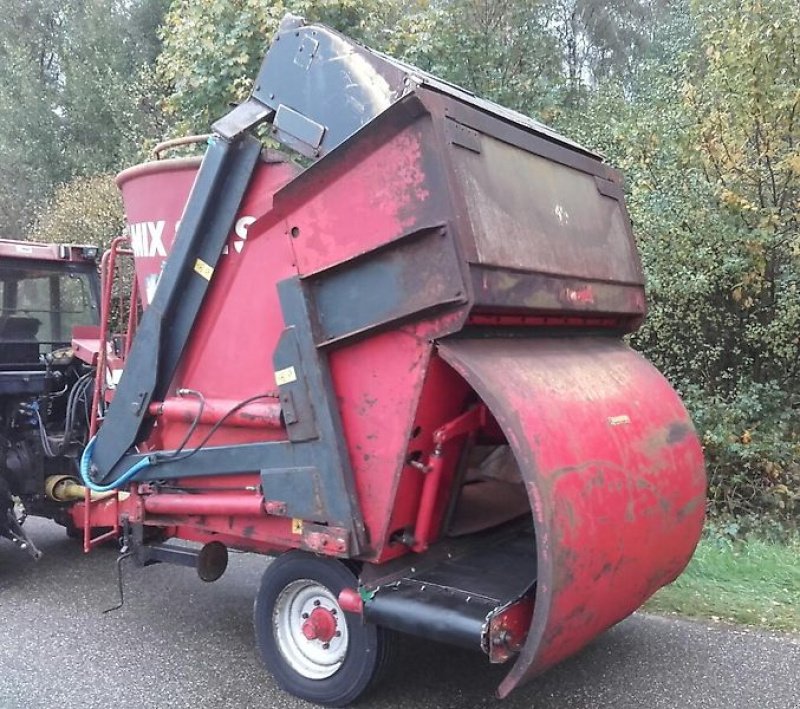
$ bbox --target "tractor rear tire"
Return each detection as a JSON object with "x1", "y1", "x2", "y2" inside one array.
[{"x1": 254, "y1": 550, "x2": 393, "y2": 707}]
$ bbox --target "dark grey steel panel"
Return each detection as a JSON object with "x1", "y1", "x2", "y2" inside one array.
[
  {"x1": 251, "y1": 18, "x2": 408, "y2": 156},
  {"x1": 469, "y1": 267, "x2": 645, "y2": 319},
  {"x1": 261, "y1": 467, "x2": 325, "y2": 520},
  {"x1": 0, "y1": 371, "x2": 48, "y2": 396},
  {"x1": 271, "y1": 278, "x2": 365, "y2": 545},
  {"x1": 273, "y1": 326, "x2": 319, "y2": 442},
  {"x1": 249, "y1": 16, "x2": 598, "y2": 159},
  {"x1": 450, "y1": 131, "x2": 639, "y2": 282},
  {"x1": 305, "y1": 226, "x2": 466, "y2": 345},
  {"x1": 273, "y1": 104, "x2": 326, "y2": 157},
  {"x1": 115, "y1": 441, "x2": 312, "y2": 481}
]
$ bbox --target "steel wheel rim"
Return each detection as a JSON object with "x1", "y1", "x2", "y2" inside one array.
[{"x1": 273, "y1": 578, "x2": 349, "y2": 680}]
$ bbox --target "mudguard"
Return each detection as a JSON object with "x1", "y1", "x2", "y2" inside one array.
[{"x1": 437, "y1": 336, "x2": 706, "y2": 697}]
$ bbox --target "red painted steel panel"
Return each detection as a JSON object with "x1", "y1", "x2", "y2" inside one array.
[
  {"x1": 169, "y1": 160, "x2": 299, "y2": 408},
  {"x1": 387, "y1": 354, "x2": 472, "y2": 550},
  {"x1": 115, "y1": 156, "x2": 300, "y2": 453},
  {"x1": 281, "y1": 119, "x2": 445, "y2": 276},
  {"x1": 327, "y1": 314, "x2": 470, "y2": 562},
  {"x1": 115, "y1": 158, "x2": 200, "y2": 305},
  {"x1": 327, "y1": 328, "x2": 433, "y2": 560},
  {"x1": 0, "y1": 238, "x2": 96, "y2": 263},
  {"x1": 437, "y1": 337, "x2": 706, "y2": 697}
]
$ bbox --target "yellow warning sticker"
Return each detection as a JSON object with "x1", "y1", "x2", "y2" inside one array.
[
  {"x1": 291, "y1": 519, "x2": 303, "y2": 535},
  {"x1": 275, "y1": 366, "x2": 297, "y2": 386},
  {"x1": 193, "y1": 258, "x2": 214, "y2": 280}
]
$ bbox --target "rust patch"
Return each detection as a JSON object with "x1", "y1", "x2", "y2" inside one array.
[
  {"x1": 666, "y1": 422, "x2": 691, "y2": 445},
  {"x1": 676, "y1": 494, "x2": 704, "y2": 522},
  {"x1": 300, "y1": 523, "x2": 350, "y2": 557},
  {"x1": 640, "y1": 420, "x2": 693, "y2": 459}
]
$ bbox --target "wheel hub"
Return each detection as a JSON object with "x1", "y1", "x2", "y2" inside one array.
[
  {"x1": 273, "y1": 579, "x2": 350, "y2": 679},
  {"x1": 302, "y1": 606, "x2": 338, "y2": 643}
]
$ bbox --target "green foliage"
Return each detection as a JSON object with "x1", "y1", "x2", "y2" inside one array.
[
  {"x1": 156, "y1": 0, "x2": 661, "y2": 130},
  {"x1": 382, "y1": 1, "x2": 563, "y2": 117},
  {"x1": 29, "y1": 174, "x2": 124, "y2": 252},
  {"x1": 0, "y1": 0, "x2": 167, "y2": 237},
  {"x1": 562, "y1": 0, "x2": 800, "y2": 524},
  {"x1": 691, "y1": 384, "x2": 800, "y2": 521},
  {"x1": 0, "y1": 0, "x2": 70, "y2": 236},
  {"x1": 57, "y1": 0, "x2": 170, "y2": 175},
  {"x1": 157, "y1": 0, "x2": 408, "y2": 132}
]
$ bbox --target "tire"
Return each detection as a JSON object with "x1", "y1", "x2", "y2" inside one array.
[{"x1": 254, "y1": 551, "x2": 393, "y2": 707}]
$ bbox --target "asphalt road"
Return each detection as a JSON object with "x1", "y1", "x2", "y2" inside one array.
[{"x1": 1, "y1": 519, "x2": 799, "y2": 709}]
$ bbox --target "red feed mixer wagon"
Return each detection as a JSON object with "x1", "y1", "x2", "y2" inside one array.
[{"x1": 63, "y1": 15, "x2": 705, "y2": 707}]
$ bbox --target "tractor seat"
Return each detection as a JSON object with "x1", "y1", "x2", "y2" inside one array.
[{"x1": 0, "y1": 317, "x2": 42, "y2": 364}]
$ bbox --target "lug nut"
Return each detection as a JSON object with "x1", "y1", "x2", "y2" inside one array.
[
  {"x1": 301, "y1": 612, "x2": 309, "y2": 619},
  {"x1": 313, "y1": 599, "x2": 321, "y2": 607},
  {"x1": 322, "y1": 642, "x2": 330, "y2": 650}
]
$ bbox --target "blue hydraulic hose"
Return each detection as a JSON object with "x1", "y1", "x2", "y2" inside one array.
[{"x1": 79, "y1": 436, "x2": 153, "y2": 493}]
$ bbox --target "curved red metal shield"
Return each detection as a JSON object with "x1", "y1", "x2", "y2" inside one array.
[{"x1": 437, "y1": 337, "x2": 706, "y2": 697}]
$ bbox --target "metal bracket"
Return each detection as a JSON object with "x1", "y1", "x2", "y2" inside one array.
[
  {"x1": 272, "y1": 104, "x2": 326, "y2": 157},
  {"x1": 212, "y1": 99, "x2": 274, "y2": 142}
]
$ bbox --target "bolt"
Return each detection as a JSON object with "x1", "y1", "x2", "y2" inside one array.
[
  {"x1": 322, "y1": 642, "x2": 330, "y2": 650},
  {"x1": 313, "y1": 599, "x2": 321, "y2": 607},
  {"x1": 493, "y1": 630, "x2": 510, "y2": 646},
  {"x1": 302, "y1": 612, "x2": 309, "y2": 619},
  {"x1": 335, "y1": 630, "x2": 341, "y2": 638},
  {"x1": 330, "y1": 608, "x2": 337, "y2": 615}
]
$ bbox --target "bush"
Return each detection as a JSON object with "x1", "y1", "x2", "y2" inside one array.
[
  {"x1": 28, "y1": 174, "x2": 124, "y2": 251},
  {"x1": 561, "y1": 0, "x2": 800, "y2": 528},
  {"x1": 686, "y1": 383, "x2": 800, "y2": 525}
]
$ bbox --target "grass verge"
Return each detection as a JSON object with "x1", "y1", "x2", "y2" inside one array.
[{"x1": 644, "y1": 533, "x2": 800, "y2": 633}]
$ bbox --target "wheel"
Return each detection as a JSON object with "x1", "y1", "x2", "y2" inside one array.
[{"x1": 254, "y1": 551, "x2": 393, "y2": 707}]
